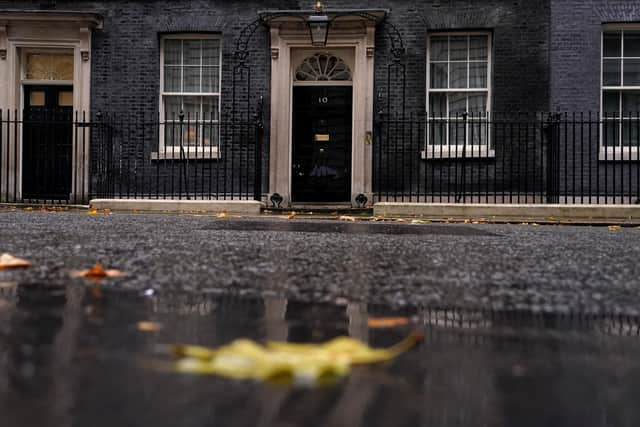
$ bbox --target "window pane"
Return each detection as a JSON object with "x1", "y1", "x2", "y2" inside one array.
[
  {"x1": 450, "y1": 62, "x2": 467, "y2": 88},
  {"x1": 623, "y1": 120, "x2": 640, "y2": 146},
  {"x1": 202, "y1": 96, "x2": 219, "y2": 121},
  {"x1": 624, "y1": 31, "x2": 640, "y2": 57},
  {"x1": 164, "y1": 96, "x2": 182, "y2": 119},
  {"x1": 622, "y1": 91, "x2": 640, "y2": 116},
  {"x1": 450, "y1": 36, "x2": 467, "y2": 61},
  {"x1": 468, "y1": 93, "x2": 487, "y2": 113},
  {"x1": 164, "y1": 40, "x2": 182, "y2": 65},
  {"x1": 449, "y1": 122, "x2": 466, "y2": 145},
  {"x1": 603, "y1": 59, "x2": 621, "y2": 86},
  {"x1": 469, "y1": 62, "x2": 487, "y2": 88},
  {"x1": 603, "y1": 32, "x2": 622, "y2": 57},
  {"x1": 183, "y1": 40, "x2": 201, "y2": 65},
  {"x1": 469, "y1": 122, "x2": 488, "y2": 145},
  {"x1": 603, "y1": 91, "x2": 620, "y2": 116},
  {"x1": 623, "y1": 59, "x2": 640, "y2": 86},
  {"x1": 202, "y1": 67, "x2": 219, "y2": 92},
  {"x1": 603, "y1": 119, "x2": 618, "y2": 147},
  {"x1": 164, "y1": 66, "x2": 181, "y2": 92},
  {"x1": 448, "y1": 93, "x2": 467, "y2": 115},
  {"x1": 202, "y1": 40, "x2": 220, "y2": 66},
  {"x1": 429, "y1": 36, "x2": 448, "y2": 61},
  {"x1": 429, "y1": 121, "x2": 446, "y2": 146},
  {"x1": 182, "y1": 96, "x2": 201, "y2": 119},
  {"x1": 203, "y1": 124, "x2": 220, "y2": 147},
  {"x1": 183, "y1": 66, "x2": 201, "y2": 92},
  {"x1": 430, "y1": 63, "x2": 448, "y2": 88},
  {"x1": 469, "y1": 36, "x2": 488, "y2": 60},
  {"x1": 25, "y1": 53, "x2": 74, "y2": 80},
  {"x1": 429, "y1": 93, "x2": 446, "y2": 117}
]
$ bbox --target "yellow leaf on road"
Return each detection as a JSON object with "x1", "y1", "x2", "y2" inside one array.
[
  {"x1": 338, "y1": 215, "x2": 356, "y2": 222},
  {"x1": 609, "y1": 225, "x2": 622, "y2": 231},
  {"x1": 0, "y1": 253, "x2": 31, "y2": 270},
  {"x1": 87, "y1": 208, "x2": 99, "y2": 215},
  {"x1": 169, "y1": 333, "x2": 423, "y2": 386}
]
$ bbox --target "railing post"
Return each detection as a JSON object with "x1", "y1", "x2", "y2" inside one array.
[
  {"x1": 544, "y1": 113, "x2": 561, "y2": 203},
  {"x1": 253, "y1": 96, "x2": 264, "y2": 202}
]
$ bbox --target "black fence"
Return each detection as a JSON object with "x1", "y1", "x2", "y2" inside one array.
[
  {"x1": 0, "y1": 110, "x2": 265, "y2": 204},
  {"x1": 3, "y1": 110, "x2": 640, "y2": 206},
  {"x1": 374, "y1": 112, "x2": 640, "y2": 205}
]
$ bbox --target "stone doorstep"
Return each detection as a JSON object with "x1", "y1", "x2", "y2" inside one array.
[
  {"x1": 89, "y1": 199, "x2": 262, "y2": 215},
  {"x1": 373, "y1": 203, "x2": 640, "y2": 223}
]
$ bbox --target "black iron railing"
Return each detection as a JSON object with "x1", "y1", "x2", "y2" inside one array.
[
  {"x1": 0, "y1": 110, "x2": 265, "y2": 205},
  {"x1": 374, "y1": 112, "x2": 640, "y2": 205}
]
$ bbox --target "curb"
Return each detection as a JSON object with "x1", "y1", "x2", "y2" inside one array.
[
  {"x1": 373, "y1": 203, "x2": 640, "y2": 223},
  {"x1": 89, "y1": 199, "x2": 262, "y2": 215}
]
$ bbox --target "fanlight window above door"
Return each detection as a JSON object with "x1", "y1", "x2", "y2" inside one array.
[
  {"x1": 295, "y1": 53, "x2": 352, "y2": 82},
  {"x1": 25, "y1": 53, "x2": 74, "y2": 81}
]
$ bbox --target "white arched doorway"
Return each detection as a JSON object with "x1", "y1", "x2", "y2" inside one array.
[{"x1": 266, "y1": 16, "x2": 377, "y2": 207}]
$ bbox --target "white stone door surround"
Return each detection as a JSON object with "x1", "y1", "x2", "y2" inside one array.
[
  {"x1": 0, "y1": 11, "x2": 102, "y2": 201},
  {"x1": 268, "y1": 18, "x2": 377, "y2": 207}
]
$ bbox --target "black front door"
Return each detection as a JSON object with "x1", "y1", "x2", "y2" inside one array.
[
  {"x1": 23, "y1": 85, "x2": 74, "y2": 200},
  {"x1": 292, "y1": 86, "x2": 352, "y2": 203}
]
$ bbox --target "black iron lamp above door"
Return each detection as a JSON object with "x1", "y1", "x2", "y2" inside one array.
[{"x1": 308, "y1": 1, "x2": 330, "y2": 47}]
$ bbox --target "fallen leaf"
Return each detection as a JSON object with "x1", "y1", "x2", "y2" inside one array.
[
  {"x1": 338, "y1": 215, "x2": 356, "y2": 222},
  {"x1": 137, "y1": 321, "x2": 163, "y2": 332},
  {"x1": 71, "y1": 263, "x2": 126, "y2": 280},
  {"x1": 464, "y1": 219, "x2": 471, "y2": 224},
  {"x1": 288, "y1": 211, "x2": 296, "y2": 220},
  {"x1": 102, "y1": 208, "x2": 113, "y2": 215},
  {"x1": 411, "y1": 219, "x2": 431, "y2": 224},
  {"x1": 609, "y1": 225, "x2": 622, "y2": 231},
  {"x1": 169, "y1": 332, "x2": 423, "y2": 386},
  {"x1": 531, "y1": 223, "x2": 540, "y2": 227},
  {"x1": 394, "y1": 218, "x2": 409, "y2": 223},
  {"x1": 0, "y1": 253, "x2": 31, "y2": 270},
  {"x1": 216, "y1": 212, "x2": 228, "y2": 219},
  {"x1": 87, "y1": 208, "x2": 98, "y2": 215},
  {"x1": 367, "y1": 317, "x2": 411, "y2": 329},
  {"x1": 24, "y1": 207, "x2": 34, "y2": 211}
]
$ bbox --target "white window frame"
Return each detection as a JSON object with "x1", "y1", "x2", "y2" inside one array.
[
  {"x1": 423, "y1": 31, "x2": 493, "y2": 159},
  {"x1": 155, "y1": 33, "x2": 222, "y2": 160},
  {"x1": 600, "y1": 25, "x2": 640, "y2": 161}
]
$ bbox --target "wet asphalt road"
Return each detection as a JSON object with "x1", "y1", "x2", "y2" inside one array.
[
  {"x1": 2, "y1": 210, "x2": 640, "y2": 426},
  {"x1": 1, "y1": 210, "x2": 640, "y2": 314}
]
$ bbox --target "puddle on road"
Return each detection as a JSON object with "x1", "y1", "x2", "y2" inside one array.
[
  {"x1": 199, "y1": 219, "x2": 495, "y2": 236},
  {"x1": 1, "y1": 283, "x2": 640, "y2": 427}
]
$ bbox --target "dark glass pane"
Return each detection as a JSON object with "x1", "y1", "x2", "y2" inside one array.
[
  {"x1": 164, "y1": 66, "x2": 181, "y2": 92},
  {"x1": 622, "y1": 120, "x2": 640, "y2": 146},
  {"x1": 603, "y1": 32, "x2": 622, "y2": 57},
  {"x1": 448, "y1": 93, "x2": 467, "y2": 115},
  {"x1": 429, "y1": 93, "x2": 446, "y2": 117},
  {"x1": 468, "y1": 93, "x2": 487, "y2": 113},
  {"x1": 450, "y1": 36, "x2": 467, "y2": 61},
  {"x1": 603, "y1": 91, "x2": 620, "y2": 116},
  {"x1": 202, "y1": 40, "x2": 220, "y2": 66},
  {"x1": 449, "y1": 121, "x2": 466, "y2": 145},
  {"x1": 164, "y1": 40, "x2": 182, "y2": 65},
  {"x1": 430, "y1": 36, "x2": 448, "y2": 61},
  {"x1": 469, "y1": 62, "x2": 487, "y2": 88},
  {"x1": 469, "y1": 36, "x2": 488, "y2": 60},
  {"x1": 603, "y1": 119, "x2": 619, "y2": 147},
  {"x1": 603, "y1": 59, "x2": 621, "y2": 86},
  {"x1": 429, "y1": 122, "x2": 446, "y2": 146},
  {"x1": 624, "y1": 31, "x2": 640, "y2": 57},
  {"x1": 450, "y1": 62, "x2": 467, "y2": 88},
  {"x1": 430, "y1": 63, "x2": 448, "y2": 88},
  {"x1": 622, "y1": 91, "x2": 640, "y2": 116},
  {"x1": 623, "y1": 59, "x2": 640, "y2": 86},
  {"x1": 183, "y1": 40, "x2": 201, "y2": 65}
]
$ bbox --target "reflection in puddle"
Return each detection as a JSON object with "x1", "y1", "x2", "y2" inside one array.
[{"x1": 1, "y1": 284, "x2": 640, "y2": 427}]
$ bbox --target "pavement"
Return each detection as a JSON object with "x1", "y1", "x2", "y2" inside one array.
[{"x1": 1, "y1": 208, "x2": 640, "y2": 315}]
